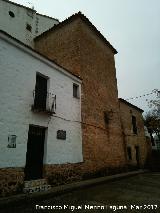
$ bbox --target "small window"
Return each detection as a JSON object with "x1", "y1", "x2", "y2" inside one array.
[
  {"x1": 26, "y1": 24, "x2": 32, "y2": 32},
  {"x1": 127, "y1": 147, "x2": 132, "y2": 160},
  {"x1": 132, "y1": 115, "x2": 137, "y2": 134},
  {"x1": 9, "y1": 11, "x2": 15, "y2": 18},
  {"x1": 73, "y1": 84, "x2": 79, "y2": 98}
]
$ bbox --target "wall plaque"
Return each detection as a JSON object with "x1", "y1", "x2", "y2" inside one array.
[
  {"x1": 8, "y1": 135, "x2": 17, "y2": 148},
  {"x1": 57, "y1": 130, "x2": 66, "y2": 140}
]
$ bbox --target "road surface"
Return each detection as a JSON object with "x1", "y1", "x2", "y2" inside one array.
[{"x1": 2, "y1": 172, "x2": 160, "y2": 212}]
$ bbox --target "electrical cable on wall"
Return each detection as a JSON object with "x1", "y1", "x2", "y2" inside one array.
[
  {"x1": 52, "y1": 111, "x2": 117, "y2": 132},
  {"x1": 47, "y1": 89, "x2": 159, "y2": 130}
]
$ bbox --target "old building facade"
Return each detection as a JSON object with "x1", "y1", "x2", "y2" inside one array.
[
  {"x1": 34, "y1": 13, "x2": 127, "y2": 175},
  {"x1": 0, "y1": 0, "x2": 59, "y2": 47},
  {"x1": 119, "y1": 98, "x2": 150, "y2": 168},
  {"x1": 0, "y1": 0, "x2": 151, "y2": 197},
  {"x1": 0, "y1": 30, "x2": 82, "y2": 195}
]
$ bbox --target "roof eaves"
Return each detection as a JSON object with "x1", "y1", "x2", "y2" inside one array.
[
  {"x1": 77, "y1": 12, "x2": 118, "y2": 54},
  {"x1": 34, "y1": 12, "x2": 81, "y2": 40},
  {"x1": 36, "y1": 13, "x2": 59, "y2": 22},
  {"x1": 2, "y1": 0, "x2": 59, "y2": 23},
  {"x1": 34, "y1": 11, "x2": 118, "y2": 54},
  {"x1": 119, "y1": 98, "x2": 144, "y2": 113},
  {"x1": 2, "y1": 0, "x2": 36, "y2": 12},
  {"x1": 0, "y1": 30, "x2": 82, "y2": 81}
]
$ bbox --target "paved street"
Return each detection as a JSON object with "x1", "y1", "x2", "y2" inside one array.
[{"x1": 2, "y1": 172, "x2": 160, "y2": 213}]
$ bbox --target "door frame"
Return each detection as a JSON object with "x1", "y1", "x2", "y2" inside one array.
[{"x1": 24, "y1": 124, "x2": 47, "y2": 180}]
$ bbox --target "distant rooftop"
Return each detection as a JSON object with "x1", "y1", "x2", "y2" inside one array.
[
  {"x1": 2, "y1": 0, "x2": 59, "y2": 22},
  {"x1": 119, "y1": 98, "x2": 144, "y2": 112}
]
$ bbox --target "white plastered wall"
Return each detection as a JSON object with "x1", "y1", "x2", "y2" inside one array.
[{"x1": 0, "y1": 33, "x2": 83, "y2": 168}]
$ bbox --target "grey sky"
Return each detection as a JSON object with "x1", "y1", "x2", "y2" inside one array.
[{"x1": 12, "y1": 0, "x2": 160, "y2": 112}]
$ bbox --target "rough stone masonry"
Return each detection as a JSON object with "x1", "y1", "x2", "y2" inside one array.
[{"x1": 35, "y1": 13, "x2": 127, "y2": 177}]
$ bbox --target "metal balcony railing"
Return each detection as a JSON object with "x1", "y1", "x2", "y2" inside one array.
[{"x1": 31, "y1": 90, "x2": 56, "y2": 115}]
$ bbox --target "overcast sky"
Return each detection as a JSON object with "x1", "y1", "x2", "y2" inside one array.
[{"x1": 12, "y1": 0, "x2": 160, "y2": 113}]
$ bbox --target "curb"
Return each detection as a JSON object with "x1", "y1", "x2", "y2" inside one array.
[{"x1": 0, "y1": 169, "x2": 148, "y2": 209}]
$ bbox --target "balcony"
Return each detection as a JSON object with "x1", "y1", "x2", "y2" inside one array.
[{"x1": 31, "y1": 90, "x2": 56, "y2": 115}]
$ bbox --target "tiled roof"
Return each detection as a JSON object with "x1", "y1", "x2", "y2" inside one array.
[
  {"x1": 35, "y1": 11, "x2": 118, "y2": 54},
  {"x1": 119, "y1": 98, "x2": 144, "y2": 112}
]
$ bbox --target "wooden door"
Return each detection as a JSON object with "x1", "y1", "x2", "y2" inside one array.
[{"x1": 25, "y1": 125, "x2": 45, "y2": 180}]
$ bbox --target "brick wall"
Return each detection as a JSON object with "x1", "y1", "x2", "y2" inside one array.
[{"x1": 35, "y1": 16, "x2": 126, "y2": 173}]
